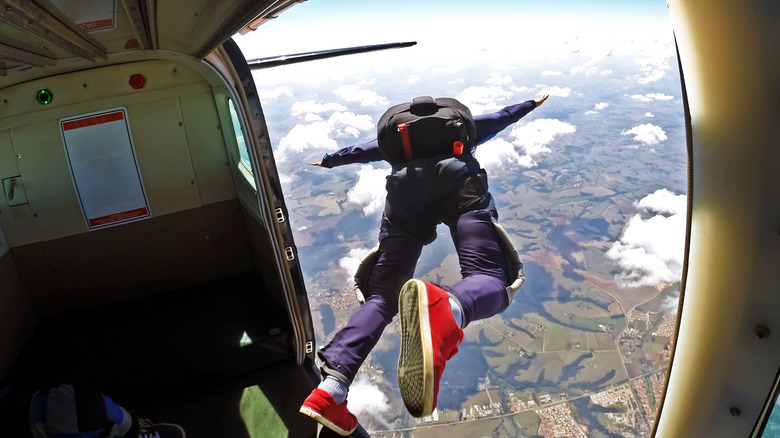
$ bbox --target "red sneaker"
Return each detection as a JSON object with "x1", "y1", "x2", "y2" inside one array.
[
  {"x1": 397, "y1": 279, "x2": 464, "y2": 417},
  {"x1": 299, "y1": 388, "x2": 358, "y2": 436}
]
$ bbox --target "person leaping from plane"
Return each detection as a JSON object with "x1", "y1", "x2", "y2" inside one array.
[
  {"x1": 299, "y1": 94, "x2": 548, "y2": 436},
  {"x1": 311, "y1": 95, "x2": 548, "y2": 169}
]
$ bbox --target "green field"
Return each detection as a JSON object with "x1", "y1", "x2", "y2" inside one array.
[
  {"x1": 406, "y1": 412, "x2": 541, "y2": 438},
  {"x1": 547, "y1": 194, "x2": 592, "y2": 205},
  {"x1": 570, "y1": 314, "x2": 627, "y2": 334}
]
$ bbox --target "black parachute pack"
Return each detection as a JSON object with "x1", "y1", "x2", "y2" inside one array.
[{"x1": 376, "y1": 96, "x2": 476, "y2": 164}]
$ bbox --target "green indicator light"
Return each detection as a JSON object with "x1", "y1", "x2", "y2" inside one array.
[{"x1": 37, "y1": 89, "x2": 53, "y2": 105}]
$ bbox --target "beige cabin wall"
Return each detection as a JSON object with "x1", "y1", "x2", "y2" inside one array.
[{"x1": 0, "y1": 59, "x2": 255, "y2": 315}]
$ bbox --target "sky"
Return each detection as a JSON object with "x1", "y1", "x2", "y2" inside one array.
[
  {"x1": 607, "y1": 189, "x2": 687, "y2": 288},
  {"x1": 237, "y1": 0, "x2": 675, "y2": 74}
]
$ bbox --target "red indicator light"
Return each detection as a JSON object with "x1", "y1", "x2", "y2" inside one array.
[{"x1": 129, "y1": 74, "x2": 145, "y2": 89}]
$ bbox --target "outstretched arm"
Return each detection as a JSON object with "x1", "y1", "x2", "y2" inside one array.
[
  {"x1": 311, "y1": 139, "x2": 383, "y2": 168},
  {"x1": 473, "y1": 95, "x2": 549, "y2": 145}
]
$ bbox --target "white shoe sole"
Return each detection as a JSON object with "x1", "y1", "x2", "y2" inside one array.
[
  {"x1": 299, "y1": 405, "x2": 354, "y2": 436},
  {"x1": 397, "y1": 279, "x2": 434, "y2": 417}
]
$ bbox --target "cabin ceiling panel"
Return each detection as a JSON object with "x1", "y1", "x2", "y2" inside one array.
[
  {"x1": 0, "y1": 0, "x2": 308, "y2": 88},
  {"x1": 0, "y1": 0, "x2": 106, "y2": 60}
]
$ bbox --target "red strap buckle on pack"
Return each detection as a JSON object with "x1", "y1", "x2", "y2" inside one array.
[
  {"x1": 453, "y1": 141, "x2": 464, "y2": 155},
  {"x1": 398, "y1": 123, "x2": 413, "y2": 160}
]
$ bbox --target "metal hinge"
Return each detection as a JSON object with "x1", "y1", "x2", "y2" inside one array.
[
  {"x1": 275, "y1": 207, "x2": 285, "y2": 223},
  {"x1": 305, "y1": 341, "x2": 314, "y2": 354},
  {"x1": 285, "y1": 246, "x2": 295, "y2": 261}
]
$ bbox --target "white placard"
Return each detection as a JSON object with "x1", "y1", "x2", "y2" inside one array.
[
  {"x1": 50, "y1": 0, "x2": 116, "y2": 32},
  {"x1": 61, "y1": 108, "x2": 151, "y2": 230},
  {"x1": 0, "y1": 225, "x2": 8, "y2": 257}
]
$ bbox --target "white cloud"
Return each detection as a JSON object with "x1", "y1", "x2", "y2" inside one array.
[
  {"x1": 537, "y1": 85, "x2": 572, "y2": 97},
  {"x1": 510, "y1": 118, "x2": 577, "y2": 161},
  {"x1": 408, "y1": 74, "x2": 420, "y2": 84},
  {"x1": 485, "y1": 72, "x2": 513, "y2": 86},
  {"x1": 347, "y1": 165, "x2": 389, "y2": 216},
  {"x1": 629, "y1": 93, "x2": 673, "y2": 102},
  {"x1": 646, "y1": 93, "x2": 674, "y2": 101},
  {"x1": 541, "y1": 70, "x2": 563, "y2": 76},
  {"x1": 586, "y1": 102, "x2": 609, "y2": 115},
  {"x1": 339, "y1": 246, "x2": 374, "y2": 284},
  {"x1": 570, "y1": 65, "x2": 598, "y2": 75},
  {"x1": 303, "y1": 113, "x2": 323, "y2": 122},
  {"x1": 335, "y1": 84, "x2": 390, "y2": 107},
  {"x1": 329, "y1": 112, "x2": 376, "y2": 138},
  {"x1": 276, "y1": 111, "x2": 374, "y2": 161},
  {"x1": 622, "y1": 123, "x2": 667, "y2": 145},
  {"x1": 291, "y1": 100, "x2": 347, "y2": 116},
  {"x1": 455, "y1": 85, "x2": 515, "y2": 114},
  {"x1": 632, "y1": 54, "x2": 671, "y2": 84},
  {"x1": 645, "y1": 112, "x2": 655, "y2": 118},
  {"x1": 630, "y1": 94, "x2": 652, "y2": 103},
  {"x1": 635, "y1": 188, "x2": 687, "y2": 216},
  {"x1": 475, "y1": 138, "x2": 533, "y2": 170},
  {"x1": 347, "y1": 373, "x2": 393, "y2": 430},
  {"x1": 257, "y1": 86, "x2": 292, "y2": 100},
  {"x1": 607, "y1": 189, "x2": 687, "y2": 288},
  {"x1": 569, "y1": 46, "x2": 612, "y2": 76},
  {"x1": 277, "y1": 122, "x2": 338, "y2": 158},
  {"x1": 636, "y1": 69, "x2": 667, "y2": 84},
  {"x1": 660, "y1": 292, "x2": 680, "y2": 315},
  {"x1": 634, "y1": 55, "x2": 670, "y2": 70}
]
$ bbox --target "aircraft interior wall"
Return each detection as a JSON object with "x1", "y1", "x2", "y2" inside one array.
[
  {"x1": 0, "y1": 230, "x2": 37, "y2": 382},
  {"x1": 0, "y1": 59, "x2": 258, "y2": 317}
]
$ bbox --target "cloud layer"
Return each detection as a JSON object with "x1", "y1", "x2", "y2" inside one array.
[
  {"x1": 347, "y1": 373, "x2": 394, "y2": 430},
  {"x1": 346, "y1": 165, "x2": 389, "y2": 216},
  {"x1": 607, "y1": 189, "x2": 686, "y2": 288},
  {"x1": 339, "y1": 245, "x2": 374, "y2": 284},
  {"x1": 276, "y1": 111, "x2": 375, "y2": 162}
]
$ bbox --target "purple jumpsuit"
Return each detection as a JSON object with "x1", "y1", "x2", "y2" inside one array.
[{"x1": 318, "y1": 101, "x2": 538, "y2": 385}]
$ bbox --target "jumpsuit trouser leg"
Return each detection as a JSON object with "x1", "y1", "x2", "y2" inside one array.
[
  {"x1": 446, "y1": 208, "x2": 512, "y2": 327},
  {"x1": 319, "y1": 207, "x2": 514, "y2": 384},
  {"x1": 317, "y1": 217, "x2": 423, "y2": 384}
]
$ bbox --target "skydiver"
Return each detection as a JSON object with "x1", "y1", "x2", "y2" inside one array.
[
  {"x1": 300, "y1": 95, "x2": 549, "y2": 436},
  {"x1": 311, "y1": 94, "x2": 549, "y2": 168}
]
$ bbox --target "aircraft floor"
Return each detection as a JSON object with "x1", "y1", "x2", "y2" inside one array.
[{"x1": 0, "y1": 269, "x2": 344, "y2": 437}]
